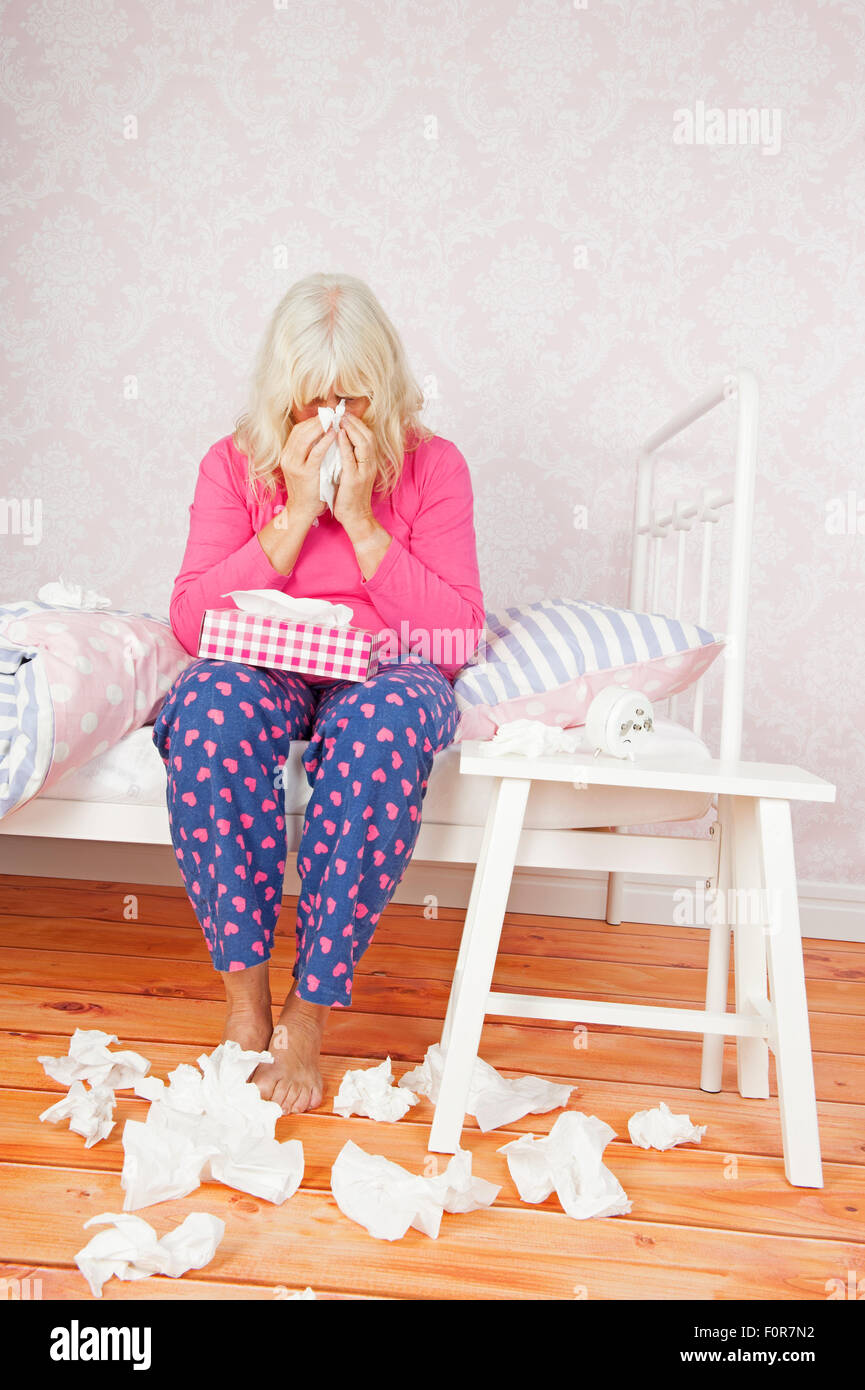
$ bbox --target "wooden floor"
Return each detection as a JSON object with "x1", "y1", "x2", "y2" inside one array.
[{"x1": 0, "y1": 873, "x2": 863, "y2": 1300}]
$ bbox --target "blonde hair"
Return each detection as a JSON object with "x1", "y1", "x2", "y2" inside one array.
[{"x1": 233, "y1": 272, "x2": 432, "y2": 498}]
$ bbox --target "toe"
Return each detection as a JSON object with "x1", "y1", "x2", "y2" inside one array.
[
  {"x1": 282, "y1": 1081, "x2": 301, "y2": 1114},
  {"x1": 290, "y1": 1085, "x2": 310, "y2": 1114},
  {"x1": 271, "y1": 1079, "x2": 291, "y2": 1111},
  {"x1": 253, "y1": 1064, "x2": 276, "y2": 1102}
]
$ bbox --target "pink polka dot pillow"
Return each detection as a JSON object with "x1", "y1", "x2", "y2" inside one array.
[
  {"x1": 0, "y1": 601, "x2": 194, "y2": 812},
  {"x1": 453, "y1": 599, "x2": 724, "y2": 740}
]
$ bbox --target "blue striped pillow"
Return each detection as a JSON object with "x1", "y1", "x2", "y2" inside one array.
[
  {"x1": 453, "y1": 599, "x2": 724, "y2": 738},
  {"x1": 0, "y1": 603, "x2": 55, "y2": 816}
]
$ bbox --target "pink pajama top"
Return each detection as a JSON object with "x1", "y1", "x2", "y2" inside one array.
[{"x1": 169, "y1": 432, "x2": 486, "y2": 681}]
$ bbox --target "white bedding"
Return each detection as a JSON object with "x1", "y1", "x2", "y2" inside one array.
[{"x1": 48, "y1": 718, "x2": 714, "y2": 831}]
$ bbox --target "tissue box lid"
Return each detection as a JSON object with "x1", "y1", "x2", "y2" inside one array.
[{"x1": 198, "y1": 609, "x2": 382, "y2": 682}]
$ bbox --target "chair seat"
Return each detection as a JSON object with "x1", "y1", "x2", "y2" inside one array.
[
  {"x1": 287, "y1": 715, "x2": 713, "y2": 829},
  {"x1": 49, "y1": 717, "x2": 713, "y2": 830}
]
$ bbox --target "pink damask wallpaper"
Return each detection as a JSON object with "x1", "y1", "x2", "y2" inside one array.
[{"x1": 1, "y1": 0, "x2": 863, "y2": 883}]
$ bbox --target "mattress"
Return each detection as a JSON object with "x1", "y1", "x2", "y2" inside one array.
[{"x1": 47, "y1": 718, "x2": 714, "y2": 831}]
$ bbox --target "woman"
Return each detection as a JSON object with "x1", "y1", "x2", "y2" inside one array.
[{"x1": 154, "y1": 272, "x2": 485, "y2": 1116}]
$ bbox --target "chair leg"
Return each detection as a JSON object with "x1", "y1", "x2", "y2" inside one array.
[
  {"x1": 700, "y1": 797, "x2": 732, "y2": 1092},
  {"x1": 757, "y1": 797, "x2": 823, "y2": 1188},
  {"x1": 731, "y1": 796, "x2": 770, "y2": 1098},
  {"x1": 605, "y1": 826, "x2": 628, "y2": 924},
  {"x1": 440, "y1": 779, "x2": 504, "y2": 1052},
  {"x1": 428, "y1": 776, "x2": 530, "y2": 1155}
]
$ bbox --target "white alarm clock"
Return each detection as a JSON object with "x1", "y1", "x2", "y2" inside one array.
[{"x1": 584, "y1": 687, "x2": 655, "y2": 761}]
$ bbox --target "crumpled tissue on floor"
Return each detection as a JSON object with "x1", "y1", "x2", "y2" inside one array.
[
  {"x1": 399, "y1": 1043, "x2": 574, "y2": 1132},
  {"x1": 121, "y1": 1041, "x2": 304, "y2": 1211},
  {"x1": 330, "y1": 1140, "x2": 500, "y2": 1240}
]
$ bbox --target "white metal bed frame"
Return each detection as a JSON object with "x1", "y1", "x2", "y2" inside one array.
[
  {"x1": 605, "y1": 369, "x2": 757, "y2": 919},
  {"x1": 0, "y1": 372, "x2": 758, "y2": 1040}
]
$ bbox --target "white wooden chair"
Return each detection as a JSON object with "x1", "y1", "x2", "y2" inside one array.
[{"x1": 427, "y1": 370, "x2": 837, "y2": 1187}]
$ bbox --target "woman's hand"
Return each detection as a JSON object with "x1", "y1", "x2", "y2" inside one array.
[
  {"x1": 332, "y1": 412, "x2": 378, "y2": 529},
  {"x1": 333, "y1": 413, "x2": 393, "y2": 578},
  {"x1": 278, "y1": 416, "x2": 332, "y2": 523}
]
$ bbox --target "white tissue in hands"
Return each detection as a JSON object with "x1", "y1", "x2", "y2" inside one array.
[
  {"x1": 627, "y1": 1100, "x2": 707, "y2": 1151},
  {"x1": 40, "y1": 1080, "x2": 116, "y2": 1148},
  {"x1": 330, "y1": 1140, "x2": 499, "y2": 1241},
  {"x1": 38, "y1": 1028, "x2": 150, "y2": 1091},
  {"x1": 333, "y1": 1057, "x2": 418, "y2": 1122},
  {"x1": 399, "y1": 1043, "x2": 574, "y2": 1132},
  {"x1": 498, "y1": 1112, "x2": 631, "y2": 1220},
  {"x1": 224, "y1": 590, "x2": 354, "y2": 628},
  {"x1": 75, "y1": 1211, "x2": 225, "y2": 1298},
  {"x1": 120, "y1": 1042, "x2": 304, "y2": 1211},
  {"x1": 317, "y1": 398, "x2": 346, "y2": 509}
]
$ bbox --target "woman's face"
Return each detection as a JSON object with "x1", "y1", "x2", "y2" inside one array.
[{"x1": 291, "y1": 388, "x2": 370, "y2": 423}]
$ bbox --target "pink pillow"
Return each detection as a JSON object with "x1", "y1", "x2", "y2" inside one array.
[{"x1": 1, "y1": 606, "x2": 193, "y2": 796}]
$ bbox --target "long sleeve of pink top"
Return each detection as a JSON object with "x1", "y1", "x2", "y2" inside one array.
[{"x1": 169, "y1": 432, "x2": 486, "y2": 680}]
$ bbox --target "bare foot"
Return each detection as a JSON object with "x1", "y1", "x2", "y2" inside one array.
[
  {"x1": 219, "y1": 960, "x2": 273, "y2": 1054},
  {"x1": 221, "y1": 1008, "x2": 272, "y2": 1054},
  {"x1": 252, "y1": 988, "x2": 328, "y2": 1114}
]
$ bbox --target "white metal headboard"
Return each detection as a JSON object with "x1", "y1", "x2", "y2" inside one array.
[{"x1": 628, "y1": 369, "x2": 759, "y2": 763}]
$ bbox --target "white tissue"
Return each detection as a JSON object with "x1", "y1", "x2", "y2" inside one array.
[
  {"x1": 40, "y1": 1080, "x2": 116, "y2": 1148},
  {"x1": 399, "y1": 1043, "x2": 574, "y2": 1133},
  {"x1": 481, "y1": 715, "x2": 713, "y2": 765},
  {"x1": 330, "y1": 1141, "x2": 499, "y2": 1241},
  {"x1": 480, "y1": 720, "x2": 587, "y2": 759},
  {"x1": 289, "y1": 1287, "x2": 317, "y2": 1300},
  {"x1": 333, "y1": 1057, "x2": 418, "y2": 1122},
  {"x1": 121, "y1": 1117, "x2": 222, "y2": 1210},
  {"x1": 224, "y1": 589, "x2": 353, "y2": 628},
  {"x1": 427, "y1": 1147, "x2": 501, "y2": 1214},
  {"x1": 75, "y1": 1211, "x2": 225, "y2": 1298},
  {"x1": 498, "y1": 1111, "x2": 631, "y2": 1220},
  {"x1": 209, "y1": 1135, "x2": 306, "y2": 1205},
  {"x1": 38, "y1": 1029, "x2": 150, "y2": 1091},
  {"x1": 120, "y1": 1041, "x2": 304, "y2": 1211},
  {"x1": 317, "y1": 399, "x2": 346, "y2": 509},
  {"x1": 627, "y1": 1100, "x2": 707, "y2": 1150},
  {"x1": 37, "y1": 578, "x2": 112, "y2": 610}
]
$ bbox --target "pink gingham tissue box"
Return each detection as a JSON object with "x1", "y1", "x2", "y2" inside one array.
[{"x1": 198, "y1": 591, "x2": 383, "y2": 682}]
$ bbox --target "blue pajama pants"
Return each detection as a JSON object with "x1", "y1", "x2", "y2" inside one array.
[{"x1": 152, "y1": 658, "x2": 459, "y2": 1007}]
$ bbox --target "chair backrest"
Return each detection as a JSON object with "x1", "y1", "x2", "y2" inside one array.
[{"x1": 627, "y1": 370, "x2": 759, "y2": 762}]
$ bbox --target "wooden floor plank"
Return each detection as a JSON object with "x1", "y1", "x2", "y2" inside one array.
[
  {"x1": 0, "y1": 1263, "x2": 381, "y2": 1300},
  {"x1": 1, "y1": 984, "x2": 862, "y2": 1102},
  {"x1": 2, "y1": 873, "x2": 862, "y2": 952},
  {"x1": 0, "y1": 949, "x2": 860, "y2": 1063},
  {"x1": 4, "y1": 1031, "x2": 865, "y2": 1165},
  {"x1": 2, "y1": 909, "x2": 861, "y2": 983},
  {"x1": 1, "y1": 1162, "x2": 861, "y2": 1301}
]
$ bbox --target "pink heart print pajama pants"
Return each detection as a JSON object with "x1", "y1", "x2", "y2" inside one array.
[{"x1": 153, "y1": 657, "x2": 459, "y2": 1007}]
